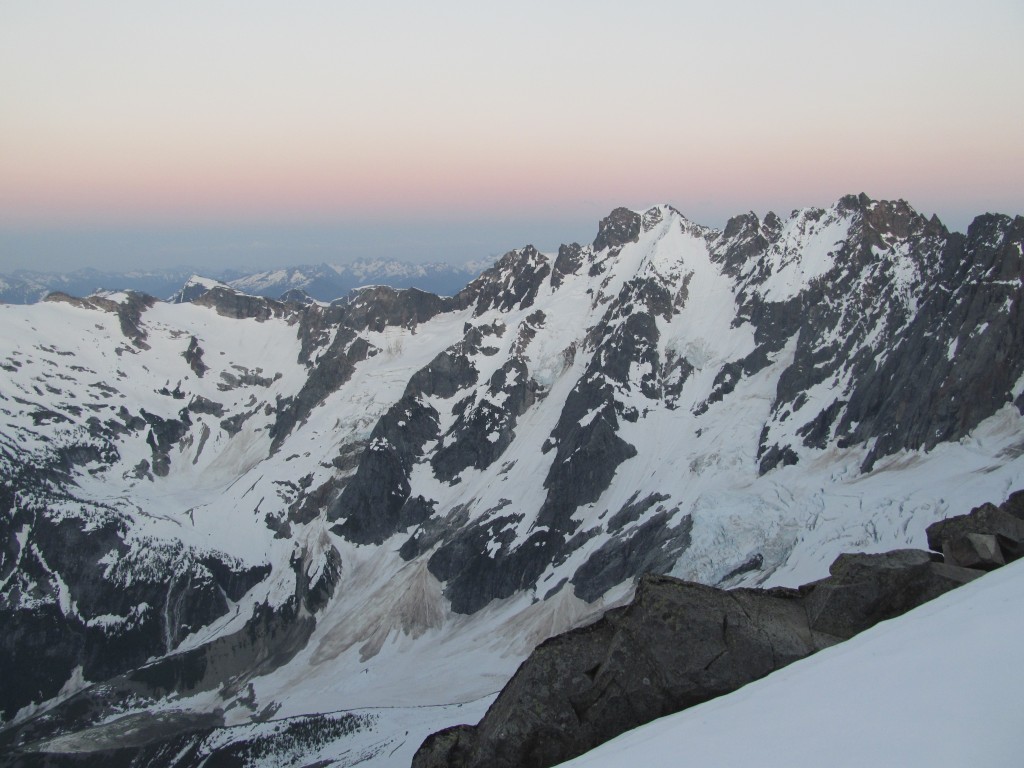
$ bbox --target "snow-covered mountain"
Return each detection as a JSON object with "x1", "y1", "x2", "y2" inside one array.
[
  {"x1": 0, "y1": 261, "x2": 485, "y2": 306},
  {"x1": 0, "y1": 267, "x2": 200, "y2": 305},
  {"x1": 1, "y1": 194, "x2": 1022, "y2": 765},
  {"x1": 223, "y1": 260, "x2": 486, "y2": 301}
]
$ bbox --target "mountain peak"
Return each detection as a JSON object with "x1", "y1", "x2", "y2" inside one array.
[
  {"x1": 172, "y1": 274, "x2": 229, "y2": 304},
  {"x1": 593, "y1": 207, "x2": 643, "y2": 251},
  {"x1": 836, "y1": 193, "x2": 947, "y2": 240}
]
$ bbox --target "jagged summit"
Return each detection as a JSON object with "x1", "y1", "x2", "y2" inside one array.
[{"x1": 172, "y1": 273, "x2": 231, "y2": 304}]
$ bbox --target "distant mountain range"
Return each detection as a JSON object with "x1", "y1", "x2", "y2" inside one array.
[{"x1": 0, "y1": 260, "x2": 487, "y2": 304}]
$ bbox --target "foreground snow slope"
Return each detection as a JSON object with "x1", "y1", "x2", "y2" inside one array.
[{"x1": 559, "y1": 558, "x2": 1024, "y2": 768}]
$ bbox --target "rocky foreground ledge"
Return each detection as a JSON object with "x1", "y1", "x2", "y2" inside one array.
[{"x1": 414, "y1": 491, "x2": 1024, "y2": 768}]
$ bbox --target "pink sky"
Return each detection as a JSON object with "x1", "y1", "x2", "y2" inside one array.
[{"x1": 1, "y1": 1, "x2": 1022, "y2": 269}]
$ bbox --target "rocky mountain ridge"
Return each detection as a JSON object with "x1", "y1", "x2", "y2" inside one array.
[{"x1": 0, "y1": 194, "x2": 1022, "y2": 766}]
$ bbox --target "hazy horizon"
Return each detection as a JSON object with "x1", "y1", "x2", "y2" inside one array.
[
  {"x1": 0, "y1": 195, "x2": 1014, "y2": 275},
  {"x1": 3, "y1": 1, "x2": 1022, "y2": 273}
]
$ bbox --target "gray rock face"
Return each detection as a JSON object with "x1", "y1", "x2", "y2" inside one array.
[
  {"x1": 723, "y1": 197, "x2": 1024, "y2": 475},
  {"x1": 925, "y1": 496, "x2": 1024, "y2": 567},
  {"x1": 173, "y1": 279, "x2": 218, "y2": 305},
  {"x1": 270, "y1": 287, "x2": 451, "y2": 453},
  {"x1": 268, "y1": 328, "x2": 371, "y2": 452},
  {"x1": 327, "y1": 391, "x2": 440, "y2": 545},
  {"x1": 801, "y1": 550, "x2": 980, "y2": 637},
  {"x1": 431, "y1": 357, "x2": 539, "y2": 482},
  {"x1": 457, "y1": 246, "x2": 551, "y2": 316},
  {"x1": 428, "y1": 523, "x2": 561, "y2": 615},
  {"x1": 835, "y1": 212, "x2": 1024, "y2": 470},
  {"x1": 570, "y1": 511, "x2": 692, "y2": 603},
  {"x1": 45, "y1": 291, "x2": 157, "y2": 349},
  {"x1": 182, "y1": 335, "x2": 208, "y2": 378},
  {"x1": 340, "y1": 285, "x2": 451, "y2": 333},
  {"x1": 327, "y1": 326, "x2": 491, "y2": 545},
  {"x1": 1, "y1": 544, "x2": 340, "y2": 758},
  {"x1": 1002, "y1": 490, "x2": 1024, "y2": 520},
  {"x1": 550, "y1": 243, "x2": 584, "y2": 288},
  {"x1": 942, "y1": 533, "x2": 1006, "y2": 570},
  {"x1": 414, "y1": 574, "x2": 834, "y2": 768},
  {"x1": 192, "y1": 287, "x2": 290, "y2": 321},
  {"x1": 592, "y1": 207, "x2": 642, "y2": 252},
  {"x1": 0, "y1": 508, "x2": 271, "y2": 722},
  {"x1": 278, "y1": 287, "x2": 316, "y2": 305}
]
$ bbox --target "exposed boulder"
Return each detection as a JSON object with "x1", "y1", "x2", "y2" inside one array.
[
  {"x1": 942, "y1": 533, "x2": 1006, "y2": 571},
  {"x1": 926, "y1": 498, "x2": 1024, "y2": 567},
  {"x1": 1002, "y1": 490, "x2": 1024, "y2": 520},
  {"x1": 802, "y1": 549, "x2": 980, "y2": 637}
]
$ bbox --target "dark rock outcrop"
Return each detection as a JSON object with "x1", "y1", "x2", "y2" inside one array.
[
  {"x1": 414, "y1": 574, "x2": 836, "y2": 768},
  {"x1": 43, "y1": 291, "x2": 157, "y2": 349},
  {"x1": 173, "y1": 279, "x2": 218, "y2": 304},
  {"x1": 457, "y1": 246, "x2": 551, "y2": 316},
  {"x1": 550, "y1": 243, "x2": 584, "y2": 288},
  {"x1": 1, "y1": 544, "x2": 338, "y2": 758},
  {"x1": 570, "y1": 512, "x2": 692, "y2": 603},
  {"x1": 592, "y1": 207, "x2": 642, "y2": 252},
  {"x1": 268, "y1": 329, "x2": 372, "y2": 452},
  {"x1": 834, "y1": 211, "x2": 1024, "y2": 471},
  {"x1": 182, "y1": 336, "x2": 207, "y2": 378},
  {"x1": 326, "y1": 326, "x2": 489, "y2": 545},
  {"x1": 431, "y1": 358, "x2": 539, "y2": 482},
  {"x1": 191, "y1": 287, "x2": 289, "y2": 321},
  {"x1": 0, "y1": 512, "x2": 271, "y2": 723},
  {"x1": 801, "y1": 549, "x2": 980, "y2": 637},
  {"x1": 925, "y1": 493, "x2": 1024, "y2": 568},
  {"x1": 341, "y1": 285, "x2": 450, "y2": 333}
]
